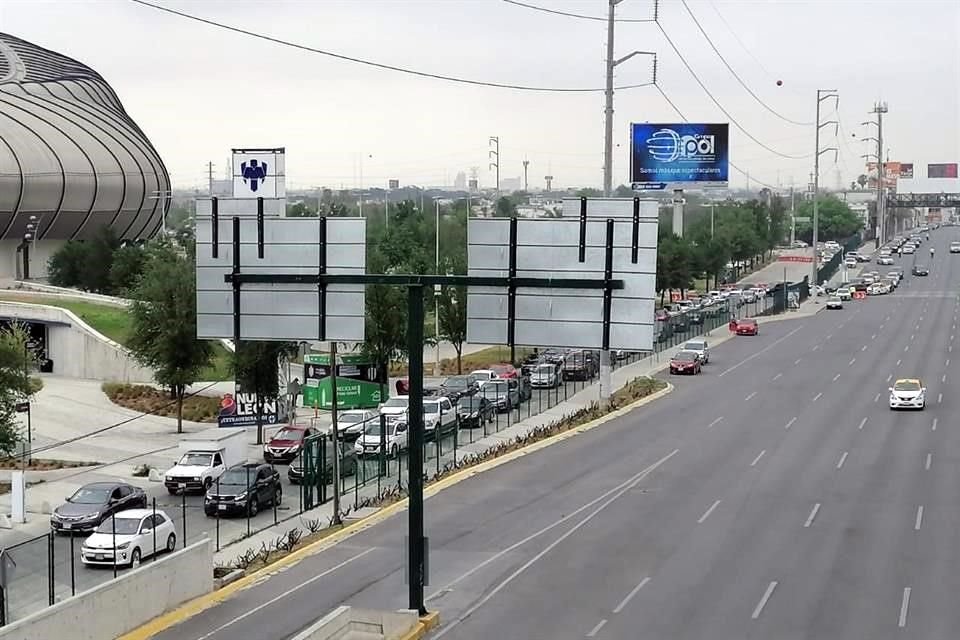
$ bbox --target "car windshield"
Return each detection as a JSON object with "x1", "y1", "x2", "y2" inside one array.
[
  {"x1": 461, "y1": 397, "x2": 485, "y2": 409},
  {"x1": 424, "y1": 402, "x2": 440, "y2": 414},
  {"x1": 69, "y1": 487, "x2": 111, "y2": 505},
  {"x1": 179, "y1": 453, "x2": 212, "y2": 466},
  {"x1": 674, "y1": 351, "x2": 697, "y2": 362},
  {"x1": 95, "y1": 517, "x2": 141, "y2": 535},
  {"x1": 740, "y1": 320, "x2": 757, "y2": 326},
  {"x1": 443, "y1": 376, "x2": 470, "y2": 388},
  {"x1": 338, "y1": 413, "x2": 365, "y2": 425},
  {"x1": 364, "y1": 420, "x2": 397, "y2": 436},
  {"x1": 220, "y1": 468, "x2": 257, "y2": 485},
  {"x1": 683, "y1": 342, "x2": 705, "y2": 350},
  {"x1": 271, "y1": 428, "x2": 303, "y2": 441},
  {"x1": 915, "y1": 265, "x2": 926, "y2": 271},
  {"x1": 534, "y1": 364, "x2": 555, "y2": 374},
  {"x1": 383, "y1": 398, "x2": 408, "y2": 409},
  {"x1": 828, "y1": 297, "x2": 841, "y2": 302},
  {"x1": 894, "y1": 380, "x2": 922, "y2": 392}
]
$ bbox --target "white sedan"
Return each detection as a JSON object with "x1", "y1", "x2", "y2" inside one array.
[{"x1": 81, "y1": 509, "x2": 177, "y2": 568}]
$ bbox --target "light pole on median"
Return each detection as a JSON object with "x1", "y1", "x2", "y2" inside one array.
[
  {"x1": 434, "y1": 197, "x2": 441, "y2": 374},
  {"x1": 811, "y1": 89, "x2": 839, "y2": 292}
]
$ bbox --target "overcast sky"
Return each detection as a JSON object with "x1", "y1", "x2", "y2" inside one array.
[{"x1": 3, "y1": 0, "x2": 958, "y2": 192}]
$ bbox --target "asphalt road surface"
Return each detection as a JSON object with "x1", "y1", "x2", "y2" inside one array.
[{"x1": 141, "y1": 227, "x2": 960, "y2": 640}]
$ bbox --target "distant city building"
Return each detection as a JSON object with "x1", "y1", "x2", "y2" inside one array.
[
  {"x1": 500, "y1": 177, "x2": 522, "y2": 192},
  {"x1": 454, "y1": 171, "x2": 467, "y2": 191},
  {"x1": 209, "y1": 179, "x2": 232, "y2": 197},
  {"x1": 0, "y1": 33, "x2": 170, "y2": 278}
]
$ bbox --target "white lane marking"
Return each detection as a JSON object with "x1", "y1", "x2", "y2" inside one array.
[
  {"x1": 932, "y1": 418, "x2": 938, "y2": 431},
  {"x1": 717, "y1": 326, "x2": 806, "y2": 377},
  {"x1": 938, "y1": 393, "x2": 943, "y2": 404},
  {"x1": 744, "y1": 392, "x2": 757, "y2": 402},
  {"x1": 193, "y1": 547, "x2": 378, "y2": 640},
  {"x1": 826, "y1": 334, "x2": 833, "y2": 340},
  {"x1": 926, "y1": 453, "x2": 932, "y2": 470},
  {"x1": 874, "y1": 392, "x2": 881, "y2": 403},
  {"x1": 812, "y1": 344, "x2": 820, "y2": 352},
  {"x1": 750, "y1": 450, "x2": 766, "y2": 467},
  {"x1": 707, "y1": 417, "x2": 724, "y2": 429},
  {"x1": 887, "y1": 374, "x2": 893, "y2": 382},
  {"x1": 943, "y1": 374, "x2": 948, "y2": 383},
  {"x1": 904, "y1": 345, "x2": 910, "y2": 352},
  {"x1": 431, "y1": 449, "x2": 680, "y2": 636},
  {"x1": 586, "y1": 619, "x2": 608, "y2": 637},
  {"x1": 813, "y1": 392, "x2": 823, "y2": 402},
  {"x1": 784, "y1": 416, "x2": 797, "y2": 430},
  {"x1": 915, "y1": 506, "x2": 924, "y2": 531},
  {"x1": 910, "y1": 334, "x2": 916, "y2": 341},
  {"x1": 916, "y1": 325, "x2": 921, "y2": 331},
  {"x1": 697, "y1": 500, "x2": 722, "y2": 524},
  {"x1": 773, "y1": 372, "x2": 783, "y2": 381},
  {"x1": 752, "y1": 581, "x2": 779, "y2": 619},
  {"x1": 612, "y1": 577, "x2": 651, "y2": 614},
  {"x1": 861, "y1": 345, "x2": 867, "y2": 352},
  {"x1": 837, "y1": 451, "x2": 848, "y2": 469},
  {"x1": 897, "y1": 359, "x2": 902, "y2": 366},
  {"x1": 795, "y1": 358, "x2": 802, "y2": 365},
  {"x1": 804, "y1": 502, "x2": 822, "y2": 528},
  {"x1": 871, "y1": 334, "x2": 877, "y2": 340},
  {"x1": 880, "y1": 324, "x2": 885, "y2": 330},
  {"x1": 947, "y1": 359, "x2": 951, "y2": 367},
  {"x1": 832, "y1": 373, "x2": 841, "y2": 382},
  {"x1": 859, "y1": 417, "x2": 868, "y2": 430},
  {"x1": 849, "y1": 358, "x2": 857, "y2": 366}
]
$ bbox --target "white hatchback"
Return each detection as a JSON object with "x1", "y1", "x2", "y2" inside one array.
[{"x1": 81, "y1": 509, "x2": 177, "y2": 568}]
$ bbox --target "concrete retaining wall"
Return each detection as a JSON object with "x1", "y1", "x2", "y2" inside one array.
[
  {"x1": 291, "y1": 606, "x2": 419, "y2": 640},
  {"x1": 0, "y1": 300, "x2": 154, "y2": 383},
  {"x1": 0, "y1": 538, "x2": 213, "y2": 640}
]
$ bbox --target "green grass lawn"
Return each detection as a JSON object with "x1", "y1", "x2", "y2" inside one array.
[{"x1": 0, "y1": 294, "x2": 234, "y2": 381}]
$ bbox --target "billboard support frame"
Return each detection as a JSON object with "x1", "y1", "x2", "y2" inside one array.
[{"x1": 216, "y1": 214, "x2": 625, "y2": 617}]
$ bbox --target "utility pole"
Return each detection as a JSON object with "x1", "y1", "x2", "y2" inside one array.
[
  {"x1": 811, "y1": 89, "x2": 839, "y2": 290},
  {"x1": 789, "y1": 186, "x2": 796, "y2": 246},
  {"x1": 329, "y1": 342, "x2": 341, "y2": 525},
  {"x1": 207, "y1": 161, "x2": 215, "y2": 196},
  {"x1": 489, "y1": 137, "x2": 500, "y2": 196},
  {"x1": 522, "y1": 159, "x2": 529, "y2": 192},
  {"x1": 872, "y1": 103, "x2": 888, "y2": 247}
]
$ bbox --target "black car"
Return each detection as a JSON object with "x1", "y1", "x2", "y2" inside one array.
[
  {"x1": 50, "y1": 482, "x2": 147, "y2": 534},
  {"x1": 287, "y1": 442, "x2": 358, "y2": 484},
  {"x1": 457, "y1": 396, "x2": 496, "y2": 428},
  {"x1": 204, "y1": 463, "x2": 281, "y2": 517},
  {"x1": 562, "y1": 351, "x2": 597, "y2": 381},
  {"x1": 440, "y1": 375, "x2": 479, "y2": 402},
  {"x1": 912, "y1": 265, "x2": 930, "y2": 276}
]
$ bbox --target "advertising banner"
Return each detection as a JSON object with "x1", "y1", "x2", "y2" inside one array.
[
  {"x1": 900, "y1": 163, "x2": 914, "y2": 179},
  {"x1": 928, "y1": 163, "x2": 959, "y2": 179},
  {"x1": 866, "y1": 161, "x2": 907, "y2": 188},
  {"x1": 217, "y1": 392, "x2": 281, "y2": 428},
  {"x1": 630, "y1": 123, "x2": 729, "y2": 190},
  {"x1": 232, "y1": 147, "x2": 286, "y2": 198}
]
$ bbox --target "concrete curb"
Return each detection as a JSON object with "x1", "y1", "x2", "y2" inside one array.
[
  {"x1": 398, "y1": 612, "x2": 440, "y2": 640},
  {"x1": 116, "y1": 382, "x2": 675, "y2": 640}
]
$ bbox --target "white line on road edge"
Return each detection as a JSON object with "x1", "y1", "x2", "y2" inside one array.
[
  {"x1": 812, "y1": 344, "x2": 820, "y2": 351},
  {"x1": 717, "y1": 326, "x2": 806, "y2": 378},
  {"x1": 813, "y1": 392, "x2": 823, "y2": 402},
  {"x1": 833, "y1": 373, "x2": 841, "y2": 382},
  {"x1": 837, "y1": 452, "x2": 848, "y2": 469},
  {"x1": 911, "y1": 334, "x2": 916, "y2": 341},
  {"x1": 915, "y1": 506, "x2": 924, "y2": 531},
  {"x1": 785, "y1": 417, "x2": 797, "y2": 430},
  {"x1": 773, "y1": 372, "x2": 783, "y2": 381},
  {"x1": 859, "y1": 417, "x2": 868, "y2": 430},
  {"x1": 900, "y1": 587, "x2": 912, "y2": 627},
  {"x1": 862, "y1": 345, "x2": 868, "y2": 352},
  {"x1": 926, "y1": 453, "x2": 932, "y2": 470},
  {"x1": 887, "y1": 374, "x2": 893, "y2": 382},
  {"x1": 904, "y1": 345, "x2": 910, "y2": 352},
  {"x1": 896, "y1": 359, "x2": 902, "y2": 366},
  {"x1": 612, "y1": 577, "x2": 651, "y2": 614},
  {"x1": 193, "y1": 547, "x2": 377, "y2": 640},
  {"x1": 938, "y1": 393, "x2": 943, "y2": 404},
  {"x1": 752, "y1": 581, "x2": 779, "y2": 619},
  {"x1": 707, "y1": 417, "x2": 724, "y2": 429},
  {"x1": 850, "y1": 358, "x2": 857, "y2": 366},
  {"x1": 744, "y1": 392, "x2": 757, "y2": 402},
  {"x1": 947, "y1": 359, "x2": 951, "y2": 367},
  {"x1": 751, "y1": 450, "x2": 766, "y2": 467},
  {"x1": 880, "y1": 324, "x2": 885, "y2": 330},
  {"x1": 871, "y1": 334, "x2": 877, "y2": 340},
  {"x1": 795, "y1": 358, "x2": 802, "y2": 365},
  {"x1": 586, "y1": 619, "x2": 607, "y2": 637},
  {"x1": 874, "y1": 392, "x2": 881, "y2": 403},
  {"x1": 826, "y1": 334, "x2": 833, "y2": 340},
  {"x1": 804, "y1": 503, "x2": 821, "y2": 528},
  {"x1": 943, "y1": 374, "x2": 947, "y2": 383},
  {"x1": 932, "y1": 418, "x2": 938, "y2": 431},
  {"x1": 431, "y1": 449, "x2": 680, "y2": 637},
  {"x1": 698, "y1": 500, "x2": 722, "y2": 524}
]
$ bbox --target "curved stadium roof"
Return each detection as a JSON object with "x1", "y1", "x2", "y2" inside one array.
[{"x1": 0, "y1": 32, "x2": 169, "y2": 241}]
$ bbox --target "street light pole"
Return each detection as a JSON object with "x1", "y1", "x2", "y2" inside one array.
[
  {"x1": 434, "y1": 198, "x2": 441, "y2": 374},
  {"x1": 870, "y1": 103, "x2": 889, "y2": 247},
  {"x1": 811, "y1": 89, "x2": 839, "y2": 290}
]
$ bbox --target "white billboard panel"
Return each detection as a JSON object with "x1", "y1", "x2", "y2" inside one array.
[
  {"x1": 561, "y1": 197, "x2": 660, "y2": 220},
  {"x1": 232, "y1": 148, "x2": 286, "y2": 199},
  {"x1": 195, "y1": 197, "x2": 286, "y2": 219},
  {"x1": 196, "y1": 216, "x2": 365, "y2": 342},
  {"x1": 466, "y1": 213, "x2": 658, "y2": 351}
]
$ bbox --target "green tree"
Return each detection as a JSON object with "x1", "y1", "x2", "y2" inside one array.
[
  {"x1": 576, "y1": 188, "x2": 603, "y2": 198},
  {"x1": 286, "y1": 202, "x2": 316, "y2": 217},
  {"x1": 494, "y1": 196, "x2": 516, "y2": 218},
  {"x1": 127, "y1": 243, "x2": 213, "y2": 433},
  {"x1": 437, "y1": 285, "x2": 467, "y2": 373},
  {"x1": 795, "y1": 195, "x2": 864, "y2": 241},
  {"x1": 79, "y1": 226, "x2": 121, "y2": 293},
  {"x1": 0, "y1": 324, "x2": 37, "y2": 456},
  {"x1": 109, "y1": 243, "x2": 147, "y2": 296},
  {"x1": 47, "y1": 240, "x2": 88, "y2": 288},
  {"x1": 233, "y1": 341, "x2": 296, "y2": 444}
]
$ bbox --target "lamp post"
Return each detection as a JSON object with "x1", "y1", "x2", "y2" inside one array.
[
  {"x1": 434, "y1": 197, "x2": 441, "y2": 374},
  {"x1": 150, "y1": 190, "x2": 172, "y2": 235},
  {"x1": 811, "y1": 89, "x2": 839, "y2": 290}
]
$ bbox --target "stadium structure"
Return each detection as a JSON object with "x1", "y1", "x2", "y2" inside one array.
[{"x1": 0, "y1": 32, "x2": 169, "y2": 279}]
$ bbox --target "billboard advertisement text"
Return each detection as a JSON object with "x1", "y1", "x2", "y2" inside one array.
[
  {"x1": 630, "y1": 123, "x2": 729, "y2": 190},
  {"x1": 928, "y1": 163, "x2": 958, "y2": 179}
]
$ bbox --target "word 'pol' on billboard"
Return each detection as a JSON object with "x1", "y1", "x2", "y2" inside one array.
[{"x1": 630, "y1": 123, "x2": 729, "y2": 191}]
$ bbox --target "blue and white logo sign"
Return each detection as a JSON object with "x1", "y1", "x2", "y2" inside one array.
[
  {"x1": 630, "y1": 123, "x2": 728, "y2": 189},
  {"x1": 232, "y1": 148, "x2": 286, "y2": 199}
]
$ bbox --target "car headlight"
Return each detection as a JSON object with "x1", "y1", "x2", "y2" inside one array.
[
  {"x1": 117, "y1": 542, "x2": 130, "y2": 550},
  {"x1": 193, "y1": 477, "x2": 201, "y2": 481},
  {"x1": 236, "y1": 492, "x2": 248, "y2": 501},
  {"x1": 165, "y1": 476, "x2": 172, "y2": 482}
]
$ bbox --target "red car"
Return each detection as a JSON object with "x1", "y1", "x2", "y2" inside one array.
[
  {"x1": 669, "y1": 351, "x2": 702, "y2": 375},
  {"x1": 263, "y1": 426, "x2": 316, "y2": 464},
  {"x1": 735, "y1": 318, "x2": 759, "y2": 336},
  {"x1": 490, "y1": 363, "x2": 518, "y2": 379}
]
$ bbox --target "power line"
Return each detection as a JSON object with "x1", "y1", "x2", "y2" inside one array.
[
  {"x1": 707, "y1": 0, "x2": 773, "y2": 78},
  {"x1": 656, "y1": 22, "x2": 811, "y2": 161},
  {"x1": 129, "y1": 0, "x2": 652, "y2": 93},
  {"x1": 501, "y1": 0, "x2": 653, "y2": 23},
  {"x1": 653, "y1": 84, "x2": 778, "y2": 190},
  {"x1": 679, "y1": 0, "x2": 812, "y2": 126}
]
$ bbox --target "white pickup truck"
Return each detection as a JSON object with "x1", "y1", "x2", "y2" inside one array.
[
  {"x1": 422, "y1": 397, "x2": 457, "y2": 439},
  {"x1": 164, "y1": 428, "x2": 247, "y2": 494}
]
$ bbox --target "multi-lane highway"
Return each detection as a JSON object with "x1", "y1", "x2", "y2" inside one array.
[{"x1": 144, "y1": 228, "x2": 960, "y2": 640}]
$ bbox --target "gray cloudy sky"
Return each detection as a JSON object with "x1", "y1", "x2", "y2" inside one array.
[{"x1": 3, "y1": 0, "x2": 958, "y2": 191}]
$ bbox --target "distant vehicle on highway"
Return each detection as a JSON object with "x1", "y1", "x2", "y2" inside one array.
[
  {"x1": 81, "y1": 509, "x2": 176, "y2": 568},
  {"x1": 877, "y1": 255, "x2": 894, "y2": 265},
  {"x1": 530, "y1": 362, "x2": 561, "y2": 388},
  {"x1": 951, "y1": 242, "x2": 960, "y2": 254},
  {"x1": 826, "y1": 296, "x2": 844, "y2": 309},
  {"x1": 836, "y1": 288, "x2": 852, "y2": 301},
  {"x1": 669, "y1": 350, "x2": 702, "y2": 375},
  {"x1": 457, "y1": 396, "x2": 495, "y2": 428},
  {"x1": 470, "y1": 369, "x2": 498, "y2": 382},
  {"x1": 287, "y1": 442, "x2": 357, "y2": 485},
  {"x1": 478, "y1": 379, "x2": 520, "y2": 412},
  {"x1": 733, "y1": 318, "x2": 759, "y2": 336},
  {"x1": 889, "y1": 379, "x2": 926, "y2": 410},
  {"x1": 355, "y1": 419, "x2": 407, "y2": 458},
  {"x1": 440, "y1": 375, "x2": 479, "y2": 402},
  {"x1": 335, "y1": 409, "x2": 380, "y2": 442},
  {"x1": 490, "y1": 364, "x2": 519, "y2": 379},
  {"x1": 204, "y1": 463, "x2": 282, "y2": 517},
  {"x1": 263, "y1": 426, "x2": 318, "y2": 464},
  {"x1": 911, "y1": 264, "x2": 930, "y2": 276},
  {"x1": 50, "y1": 482, "x2": 147, "y2": 534},
  {"x1": 682, "y1": 340, "x2": 710, "y2": 364},
  {"x1": 903, "y1": 244, "x2": 915, "y2": 254}
]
